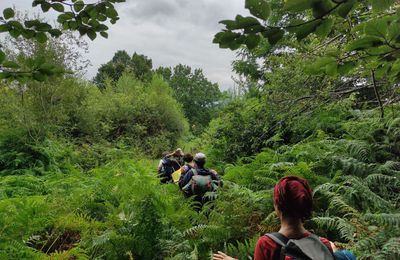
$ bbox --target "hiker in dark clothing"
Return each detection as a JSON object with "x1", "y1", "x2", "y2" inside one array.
[
  {"x1": 213, "y1": 176, "x2": 356, "y2": 260},
  {"x1": 180, "y1": 153, "x2": 222, "y2": 206},
  {"x1": 158, "y1": 148, "x2": 184, "y2": 183},
  {"x1": 177, "y1": 153, "x2": 194, "y2": 185}
]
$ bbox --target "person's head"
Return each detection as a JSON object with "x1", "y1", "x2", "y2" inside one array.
[
  {"x1": 274, "y1": 176, "x2": 313, "y2": 221},
  {"x1": 174, "y1": 148, "x2": 184, "y2": 157},
  {"x1": 162, "y1": 151, "x2": 170, "y2": 157},
  {"x1": 183, "y1": 153, "x2": 193, "y2": 163},
  {"x1": 194, "y1": 153, "x2": 206, "y2": 168}
]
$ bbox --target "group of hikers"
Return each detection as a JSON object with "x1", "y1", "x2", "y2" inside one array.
[
  {"x1": 157, "y1": 148, "x2": 222, "y2": 207},
  {"x1": 157, "y1": 149, "x2": 356, "y2": 260}
]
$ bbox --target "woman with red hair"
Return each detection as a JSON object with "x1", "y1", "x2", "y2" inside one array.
[{"x1": 213, "y1": 176, "x2": 356, "y2": 260}]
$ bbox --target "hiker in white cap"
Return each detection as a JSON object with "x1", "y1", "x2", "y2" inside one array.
[{"x1": 179, "y1": 152, "x2": 222, "y2": 210}]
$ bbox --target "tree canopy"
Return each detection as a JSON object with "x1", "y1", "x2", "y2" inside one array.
[
  {"x1": 214, "y1": 0, "x2": 400, "y2": 117},
  {"x1": 0, "y1": 0, "x2": 125, "y2": 82},
  {"x1": 156, "y1": 64, "x2": 222, "y2": 134},
  {"x1": 94, "y1": 51, "x2": 153, "y2": 86}
]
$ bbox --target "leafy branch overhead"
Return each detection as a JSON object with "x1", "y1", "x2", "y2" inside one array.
[
  {"x1": 0, "y1": 0, "x2": 125, "y2": 82},
  {"x1": 214, "y1": 0, "x2": 400, "y2": 82}
]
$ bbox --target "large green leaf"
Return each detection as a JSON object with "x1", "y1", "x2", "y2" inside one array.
[
  {"x1": 245, "y1": 0, "x2": 271, "y2": 20},
  {"x1": 284, "y1": 0, "x2": 317, "y2": 12},
  {"x1": 337, "y1": 61, "x2": 356, "y2": 75},
  {"x1": 364, "y1": 19, "x2": 388, "y2": 38},
  {"x1": 315, "y1": 18, "x2": 334, "y2": 38},
  {"x1": 100, "y1": 31, "x2": 108, "y2": 38},
  {"x1": 244, "y1": 34, "x2": 260, "y2": 49},
  {"x1": 21, "y1": 29, "x2": 36, "y2": 39},
  {"x1": 52, "y1": 3, "x2": 64, "y2": 12},
  {"x1": 312, "y1": 0, "x2": 333, "y2": 19},
  {"x1": 295, "y1": 20, "x2": 321, "y2": 40},
  {"x1": 35, "y1": 32, "x2": 48, "y2": 43},
  {"x1": 33, "y1": 71, "x2": 46, "y2": 81},
  {"x1": 87, "y1": 29, "x2": 97, "y2": 40},
  {"x1": 388, "y1": 20, "x2": 400, "y2": 42},
  {"x1": 325, "y1": 61, "x2": 338, "y2": 76},
  {"x1": 3, "y1": 8, "x2": 15, "y2": 20},
  {"x1": 370, "y1": 0, "x2": 395, "y2": 12},
  {"x1": 345, "y1": 36, "x2": 383, "y2": 51},
  {"x1": 0, "y1": 24, "x2": 10, "y2": 32},
  {"x1": 74, "y1": 1, "x2": 85, "y2": 12},
  {"x1": 337, "y1": 0, "x2": 356, "y2": 18},
  {"x1": 106, "y1": 7, "x2": 118, "y2": 19},
  {"x1": 24, "y1": 20, "x2": 41, "y2": 28},
  {"x1": 36, "y1": 22, "x2": 52, "y2": 32},
  {"x1": 220, "y1": 20, "x2": 240, "y2": 30},
  {"x1": 0, "y1": 50, "x2": 5, "y2": 64},
  {"x1": 235, "y1": 15, "x2": 261, "y2": 29},
  {"x1": 263, "y1": 28, "x2": 284, "y2": 45},
  {"x1": 3, "y1": 60, "x2": 20, "y2": 69}
]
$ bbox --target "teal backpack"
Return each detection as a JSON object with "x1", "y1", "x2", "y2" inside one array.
[{"x1": 182, "y1": 168, "x2": 219, "y2": 195}]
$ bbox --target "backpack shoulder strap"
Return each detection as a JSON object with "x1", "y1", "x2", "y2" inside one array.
[
  {"x1": 265, "y1": 233, "x2": 288, "y2": 260},
  {"x1": 265, "y1": 232, "x2": 288, "y2": 247},
  {"x1": 192, "y1": 168, "x2": 198, "y2": 176}
]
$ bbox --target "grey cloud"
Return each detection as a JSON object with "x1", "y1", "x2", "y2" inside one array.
[
  {"x1": 1, "y1": 0, "x2": 246, "y2": 90},
  {"x1": 126, "y1": 0, "x2": 178, "y2": 20},
  {"x1": 125, "y1": 0, "x2": 243, "y2": 30}
]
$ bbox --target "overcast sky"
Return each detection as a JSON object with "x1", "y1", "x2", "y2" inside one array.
[{"x1": 1, "y1": 1, "x2": 250, "y2": 90}]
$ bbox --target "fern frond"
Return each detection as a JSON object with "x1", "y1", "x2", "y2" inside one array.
[
  {"x1": 374, "y1": 237, "x2": 400, "y2": 260},
  {"x1": 183, "y1": 224, "x2": 209, "y2": 239},
  {"x1": 365, "y1": 174, "x2": 398, "y2": 186},
  {"x1": 378, "y1": 161, "x2": 400, "y2": 176},
  {"x1": 345, "y1": 140, "x2": 372, "y2": 162},
  {"x1": 339, "y1": 176, "x2": 392, "y2": 211},
  {"x1": 226, "y1": 238, "x2": 257, "y2": 260},
  {"x1": 332, "y1": 157, "x2": 372, "y2": 178},
  {"x1": 328, "y1": 195, "x2": 358, "y2": 216},
  {"x1": 364, "y1": 213, "x2": 400, "y2": 228},
  {"x1": 311, "y1": 217, "x2": 355, "y2": 242}
]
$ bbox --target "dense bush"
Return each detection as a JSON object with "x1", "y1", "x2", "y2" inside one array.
[{"x1": 0, "y1": 73, "x2": 188, "y2": 161}]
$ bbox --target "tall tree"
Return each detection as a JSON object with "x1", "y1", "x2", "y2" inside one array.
[
  {"x1": 156, "y1": 64, "x2": 221, "y2": 134},
  {"x1": 94, "y1": 51, "x2": 153, "y2": 86}
]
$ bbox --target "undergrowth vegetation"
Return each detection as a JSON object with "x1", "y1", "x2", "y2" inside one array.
[{"x1": 1, "y1": 95, "x2": 399, "y2": 259}]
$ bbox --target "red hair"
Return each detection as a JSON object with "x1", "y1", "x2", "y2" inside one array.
[{"x1": 274, "y1": 176, "x2": 313, "y2": 219}]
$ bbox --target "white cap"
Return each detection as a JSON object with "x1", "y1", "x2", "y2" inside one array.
[{"x1": 194, "y1": 153, "x2": 206, "y2": 162}]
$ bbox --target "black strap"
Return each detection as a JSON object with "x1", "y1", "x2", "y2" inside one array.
[
  {"x1": 265, "y1": 232, "x2": 288, "y2": 247},
  {"x1": 266, "y1": 232, "x2": 288, "y2": 260}
]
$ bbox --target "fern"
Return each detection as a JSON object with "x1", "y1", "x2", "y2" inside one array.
[
  {"x1": 342, "y1": 140, "x2": 372, "y2": 163},
  {"x1": 226, "y1": 238, "x2": 258, "y2": 260},
  {"x1": 364, "y1": 213, "x2": 400, "y2": 228},
  {"x1": 374, "y1": 237, "x2": 400, "y2": 260},
  {"x1": 311, "y1": 217, "x2": 356, "y2": 242}
]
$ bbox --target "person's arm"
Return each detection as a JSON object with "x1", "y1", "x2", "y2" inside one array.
[
  {"x1": 210, "y1": 170, "x2": 223, "y2": 187},
  {"x1": 157, "y1": 159, "x2": 163, "y2": 173},
  {"x1": 180, "y1": 170, "x2": 193, "y2": 190},
  {"x1": 212, "y1": 252, "x2": 236, "y2": 260},
  {"x1": 178, "y1": 166, "x2": 189, "y2": 189}
]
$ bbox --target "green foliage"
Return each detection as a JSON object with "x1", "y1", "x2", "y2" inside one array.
[
  {"x1": 0, "y1": 73, "x2": 188, "y2": 158},
  {"x1": 0, "y1": 0, "x2": 125, "y2": 82},
  {"x1": 156, "y1": 64, "x2": 222, "y2": 134},
  {"x1": 94, "y1": 50, "x2": 154, "y2": 86},
  {"x1": 216, "y1": 0, "x2": 400, "y2": 119}
]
